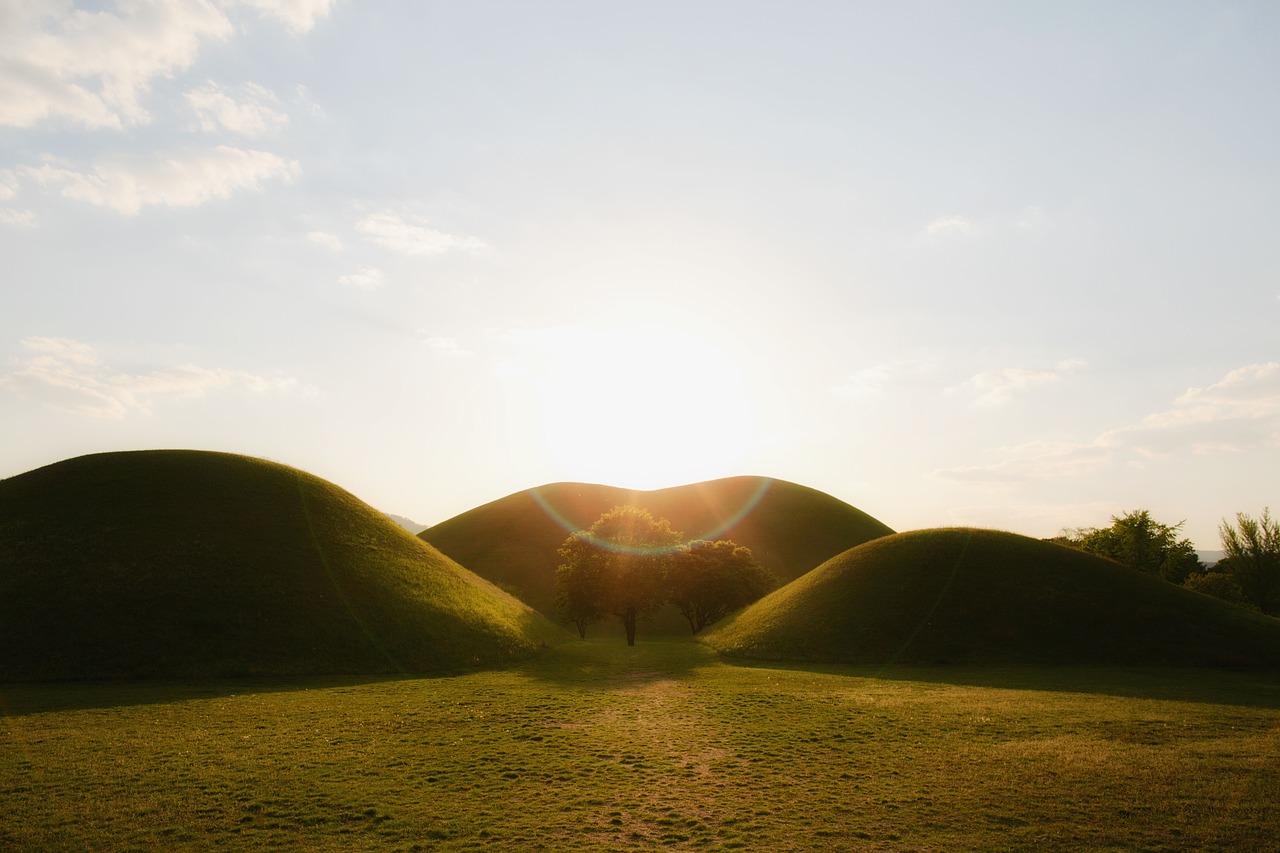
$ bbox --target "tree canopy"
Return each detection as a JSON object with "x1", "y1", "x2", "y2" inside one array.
[
  {"x1": 554, "y1": 505, "x2": 683, "y2": 645},
  {"x1": 667, "y1": 539, "x2": 775, "y2": 633},
  {"x1": 1057, "y1": 509, "x2": 1201, "y2": 584},
  {"x1": 1219, "y1": 508, "x2": 1280, "y2": 615}
]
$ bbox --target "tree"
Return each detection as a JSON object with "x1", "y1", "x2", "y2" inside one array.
[
  {"x1": 667, "y1": 539, "x2": 775, "y2": 633},
  {"x1": 554, "y1": 537, "x2": 607, "y2": 638},
  {"x1": 1182, "y1": 570, "x2": 1247, "y2": 607},
  {"x1": 1219, "y1": 509, "x2": 1280, "y2": 615},
  {"x1": 554, "y1": 505, "x2": 683, "y2": 645},
  {"x1": 1060, "y1": 509, "x2": 1201, "y2": 584}
]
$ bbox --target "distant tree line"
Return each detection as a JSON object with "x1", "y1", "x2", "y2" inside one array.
[
  {"x1": 555, "y1": 505, "x2": 776, "y2": 645},
  {"x1": 1054, "y1": 508, "x2": 1279, "y2": 616}
]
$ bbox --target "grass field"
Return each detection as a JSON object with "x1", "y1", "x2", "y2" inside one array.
[{"x1": 3, "y1": 639, "x2": 1279, "y2": 851}]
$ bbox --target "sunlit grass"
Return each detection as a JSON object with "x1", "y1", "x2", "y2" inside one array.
[{"x1": 3, "y1": 640, "x2": 1278, "y2": 850}]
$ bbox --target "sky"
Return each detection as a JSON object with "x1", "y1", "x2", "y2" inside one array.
[{"x1": 2, "y1": 1, "x2": 1278, "y2": 549}]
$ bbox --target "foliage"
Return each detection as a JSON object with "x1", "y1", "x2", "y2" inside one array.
[
  {"x1": 1182, "y1": 570, "x2": 1248, "y2": 607},
  {"x1": 1057, "y1": 509, "x2": 1201, "y2": 583},
  {"x1": 667, "y1": 539, "x2": 775, "y2": 633},
  {"x1": 1218, "y1": 508, "x2": 1280, "y2": 615},
  {"x1": 554, "y1": 505, "x2": 683, "y2": 645},
  {"x1": 554, "y1": 537, "x2": 608, "y2": 638}
]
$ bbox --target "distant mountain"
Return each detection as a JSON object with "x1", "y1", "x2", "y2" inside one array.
[
  {"x1": 0, "y1": 450, "x2": 565, "y2": 680},
  {"x1": 420, "y1": 476, "x2": 894, "y2": 627},
  {"x1": 707, "y1": 528, "x2": 1280, "y2": 668},
  {"x1": 386, "y1": 513, "x2": 427, "y2": 535},
  {"x1": 1196, "y1": 550, "x2": 1226, "y2": 567}
]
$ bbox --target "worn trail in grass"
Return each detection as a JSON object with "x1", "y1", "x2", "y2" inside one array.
[{"x1": 3, "y1": 640, "x2": 1280, "y2": 850}]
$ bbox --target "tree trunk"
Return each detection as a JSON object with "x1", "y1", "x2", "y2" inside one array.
[{"x1": 622, "y1": 609, "x2": 637, "y2": 646}]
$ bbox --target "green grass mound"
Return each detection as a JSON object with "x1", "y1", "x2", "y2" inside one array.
[
  {"x1": 421, "y1": 476, "x2": 894, "y2": 623},
  {"x1": 706, "y1": 528, "x2": 1280, "y2": 668},
  {"x1": 0, "y1": 451, "x2": 565, "y2": 681}
]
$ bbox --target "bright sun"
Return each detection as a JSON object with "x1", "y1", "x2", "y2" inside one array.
[{"x1": 523, "y1": 324, "x2": 759, "y2": 489}]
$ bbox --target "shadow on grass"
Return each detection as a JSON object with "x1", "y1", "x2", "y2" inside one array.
[
  {"x1": 516, "y1": 635, "x2": 712, "y2": 690},
  {"x1": 0, "y1": 638, "x2": 713, "y2": 715},
  {"x1": 716, "y1": 653, "x2": 1280, "y2": 708},
  {"x1": 0, "y1": 672, "x2": 451, "y2": 717}
]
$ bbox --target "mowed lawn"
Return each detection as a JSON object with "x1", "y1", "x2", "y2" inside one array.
[{"x1": 3, "y1": 639, "x2": 1279, "y2": 851}]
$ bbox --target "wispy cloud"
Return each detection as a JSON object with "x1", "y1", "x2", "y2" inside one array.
[
  {"x1": 1107, "y1": 362, "x2": 1280, "y2": 456},
  {"x1": 233, "y1": 0, "x2": 337, "y2": 34},
  {"x1": 947, "y1": 359, "x2": 1086, "y2": 407},
  {"x1": 0, "y1": 1, "x2": 333, "y2": 130},
  {"x1": 21, "y1": 146, "x2": 300, "y2": 215},
  {"x1": 422, "y1": 336, "x2": 476, "y2": 359},
  {"x1": 307, "y1": 230, "x2": 345, "y2": 251},
  {"x1": 357, "y1": 211, "x2": 485, "y2": 256},
  {"x1": 186, "y1": 82, "x2": 288, "y2": 137},
  {"x1": 921, "y1": 206, "x2": 1050, "y2": 241},
  {"x1": 832, "y1": 358, "x2": 938, "y2": 400},
  {"x1": 832, "y1": 366, "x2": 892, "y2": 400},
  {"x1": 0, "y1": 2, "x2": 233, "y2": 129},
  {"x1": 337, "y1": 267, "x2": 384, "y2": 291},
  {"x1": 0, "y1": 337, "x2": 303, "y2": 419},
  {"x1": 937, "y1": 362, "x2": 1280, "y2": 484},
  {"x1": 923, "y1": 215, "x2": 975, "y2": 238},
  {"x1": 0, "y1": 208, "x2": 37, "y2": 227}
]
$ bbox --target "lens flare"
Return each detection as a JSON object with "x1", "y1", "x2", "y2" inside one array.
[{"x1": 530, "y1": 477, "x2": 774, "y2": 555}]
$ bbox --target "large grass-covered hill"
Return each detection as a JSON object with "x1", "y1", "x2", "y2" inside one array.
[
  {"x1": 0, "y1": 451, "x2": 565, "y2": 681},
  {"x1": 420, "y1": 476, "x2": 894, "y2": 622},
  {"x1": 706, "y1": 527, "x2": 1280, "y2": 668}
]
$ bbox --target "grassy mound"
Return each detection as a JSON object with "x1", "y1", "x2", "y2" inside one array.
[
  {"x1": 0, "y1": 451, "x2": 565, "y2": 680},
  {"x1": 421, "y1": 476, "x2": 894, "y2": 622},
  {"x1": 706, "y1": 528, "x2": 1280, "y2": 667}
]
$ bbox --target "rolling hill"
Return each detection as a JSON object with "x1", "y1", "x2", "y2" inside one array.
[
  {"x1": 420, "y1": 476, "x2": 894, "y2": 626},
  {"x1": 705, "y1": 527, "x2": 1280, "y2": 668},
  {"x1": 0, "y1": 451, "x2": 565, "y2": 681}
]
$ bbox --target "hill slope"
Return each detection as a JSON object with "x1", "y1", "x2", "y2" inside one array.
[
  {"x1": 420, "y1": 476, "x2": 894, "y2": 623},
  {"x1": 0, "y1": 451, "x2": 565, "y2": 680},
  {"x1": 706, "y1": 528, "x2": 1280, "y2": 667}
]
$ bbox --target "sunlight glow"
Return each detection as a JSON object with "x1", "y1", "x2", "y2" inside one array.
[{"x1": 513, "y1": 323, "x2": 760, "y2": 490}]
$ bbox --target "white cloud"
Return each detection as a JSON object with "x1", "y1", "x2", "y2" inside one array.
[
  {"x1": 0, "y1": 1, "x2": 333, "y2": 130},
  {"x1": 186, "y1": 81, "x2": 287, "y2": 137},
  {"x1": 0, "y1": 208, "x2": 38, "y2": 227},
  {"x1": 937, "y1": 441, "x2": 1113, "y2": 485},
  {"x1": 832, "y1": 358, "x2": 939, "y2": 400},
  {"x1": 947, "y1": 359, "x2": 1085, "y2": 407},
  {"x1": 22, "y1": 146, "x2": 300, "y2": 214},
  {"x1": 306, "y1": 230, "x2": 345, "y2": 251},
  {"x1": 231, "y1": 0, "x2": 336, "y2": 33},
  {"x1": 337, "y1": 266, "x2": 384, "y2": 291},
  {"x1": 937, "y1": 362, "x2": 1280, "y2": 484},
  {"x1": 832, "y1": 366, "x2": 891, "y2": 400},
  {"x1": 357, "y1": 211, "x2": 486, "y2": 256},
  {"x1": 1108, "y1": 362, "x2": 1280, "y2": 456},
  {"x1": 423, "y1": 336, "x2": 475, "y2": 359},
  {"x1": 921, "y1": 206, "x2": 1053, "y2": 241},
  {"x1": 0, "y1": 0, "x2": 234, "y2": 129},
  {"x1": 292, "y1": 84, "x2": 326, "y2": 118},
  {"x1": 0, "y1": 336, "x2": 301, "y2": 419},
  {"x1": 924, "y1": 215, "x2": 975, "y2": 238},
  {"x1": 0, "y1": 170, "x2": 18, "y2": 201}
]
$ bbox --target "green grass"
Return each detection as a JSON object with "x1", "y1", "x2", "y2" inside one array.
[
  {"x1": 707, "y1": 527, "x2": 1280, "y2": 667},
  {"x1": 421, "y1": 476, "x2": 894, "y2": 629},
  {"x1": 0, "y1": 451, "x2": 566, "y2": 680},
  {"x1": 3, "y1": 639, "x2": 1279, "y2": 851}
]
